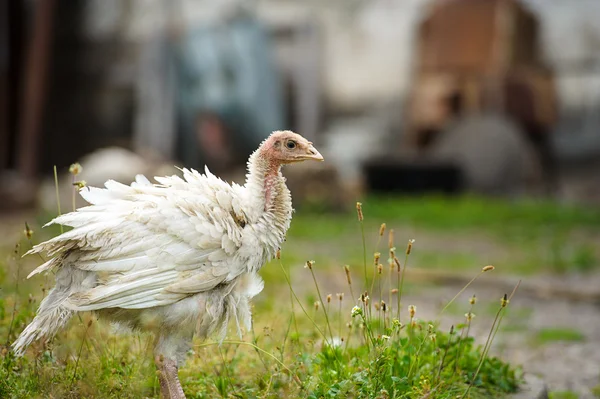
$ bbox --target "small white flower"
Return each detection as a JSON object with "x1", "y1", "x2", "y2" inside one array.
[
  {"x1": 382, "y1": 335, "x2": 391, "y2": 340},
  {"x1": 351, "y1": 306, "x2": 363, "y2": 317},
  {"x1": 328, "y1": 337, "x2": 343, "y2": 348}
]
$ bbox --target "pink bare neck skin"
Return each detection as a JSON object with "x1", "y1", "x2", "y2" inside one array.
[{"x1": 256, "y1": 141, "x2": 283, "y2": 211}]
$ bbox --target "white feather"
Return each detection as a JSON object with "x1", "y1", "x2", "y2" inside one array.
[{"x1": 15, "y1": 131, "x2": 300, "y2": 360}]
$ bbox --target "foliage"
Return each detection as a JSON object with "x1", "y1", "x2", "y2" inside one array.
[
  {"x1": 0, "y1": 199, "x2": 525, "y2": 398},
  {"x1": 534, "y1": 328, "x2": 585, "y2": 345}
]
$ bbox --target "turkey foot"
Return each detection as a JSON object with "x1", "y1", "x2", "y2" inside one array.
[{"x1": 156, "y1": 355, "x2": 186, "y2": 399}]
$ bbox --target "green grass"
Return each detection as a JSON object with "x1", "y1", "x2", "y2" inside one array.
[
  {"x1": 293, "y1": 195, "x2": 600, "y2": 237},
  {"x1": 0, "y1": 198, "x2": 527, "y2": 398},
  {"x1": 289, "y1": 195, "x2": 600, "y2": 275},
  {"x1": 364, "y1": 196, "x2": 600, "y2": 232},
  {"x1": 534, "y1": 328, "x2": 585, "y2": 345},
  {"x1": 549, "y1": 391, "x2": 580, "y2": 399}
]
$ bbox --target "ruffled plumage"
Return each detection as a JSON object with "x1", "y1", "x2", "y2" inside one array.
[{"x1": 14, "y1": 153, "x2": 293, "y2": 356}]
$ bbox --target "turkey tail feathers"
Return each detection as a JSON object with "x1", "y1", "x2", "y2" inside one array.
[{"x1": 12, "y1": 286, "x2": 73, "y2": 356}]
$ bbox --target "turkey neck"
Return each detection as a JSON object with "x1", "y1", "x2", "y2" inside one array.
[{"x1": 244, "y1": 150, "x2": 292, "y2": 222}]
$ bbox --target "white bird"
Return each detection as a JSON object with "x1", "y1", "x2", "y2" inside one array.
[{"x1": 13, "y1": 130, "x2": 323, "y2": 399}]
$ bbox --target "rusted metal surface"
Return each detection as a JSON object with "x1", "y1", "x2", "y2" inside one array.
[
  {"x1": 406, "y1": 0, "x2": 557, "y2": 143},
  {"x1": 17, "y1": 0, "x2": 56, "y2": 179},
  {"x1": 418, "y1": 0, "x2": 542, "y2": 72}
]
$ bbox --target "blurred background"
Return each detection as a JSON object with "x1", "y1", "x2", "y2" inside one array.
[
  {"x1": 2, "y1": 0, "x2": 600, "y2": 396},
  {"x1": 2, "y1": 0, "x2": 600, "y2": 208}
]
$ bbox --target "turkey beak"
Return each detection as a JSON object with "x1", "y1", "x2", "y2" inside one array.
[{"x1": 305, "y1": 144, "x2": 324, "y2": 162}]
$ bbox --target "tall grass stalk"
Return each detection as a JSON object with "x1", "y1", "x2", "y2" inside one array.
[
  {"x1": 356, "y1": 202, "x2": 368, "y2": 292},
  {"x1": 397, "y1": 239, "x2": 413, "y2": 320},
  {"x1": 454, "y1": 297, "x2": 476, "y2": 374},
  {"x1": 343, "y1": 265, "x2": 356, "y2": 305},
  {"x1": 217, "y1": 347, "x2": 237, "y2": 397},
  {"x1": 53, "y1": 165, "x2": 63, "y2": 234},
  {"x1": 486, "y1": 281, "x2": 522, "y2": 363},
  {"x1": 6, "y1": 244, "x2": 21, "y2": 346},
  {"x1": 387, "y1": 230, "x2": 395, "y2": 323},
  {"x1": 439, "y1": 265, "x2": 495, "y2": 316},
  {"x1": 461, "y1": 281, "x2": 519, "y2": 398},
  {"x1": 71, "y1": 319, "x2": 93, "y2": 385},
  {"x1": 407, "y1": 325, "x2": 433, "y2": 380},
  {"x1": 249, "y1": 326, "x2": 271, "y2": 375},
  {"x1": 338, "y1": 295, "x2": 343, "y2": 341},
  {"x1": 280, "y1": 252, "x2": 299, "y2": 343},
  {"x1": 435, "y1": 325, "x2": 454, "y2": 385},
  {"x1": 370, "y1": 223, "x2": 385, "y2": 295},
  {"x1": 71, "y1": 174, "x2": 76, "y2": 212},
  {"x1": 306, "y1": 262, "x2": 335, "y2": 343},
  {"x1": 195, "y1": 341, "x2": 303, "y2": 389},
  {"x1": 277, "y1": 260, "x2": 330, "y2": 346}
]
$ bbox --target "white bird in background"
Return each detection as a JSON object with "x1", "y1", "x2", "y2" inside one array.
[{"x1": 13, "y1": 130, "x2": 323, "y2": 399}]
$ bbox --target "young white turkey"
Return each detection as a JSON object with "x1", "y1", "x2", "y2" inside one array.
[{"x1": 13, "y1": 130, "x2": 323, "y2": 399}]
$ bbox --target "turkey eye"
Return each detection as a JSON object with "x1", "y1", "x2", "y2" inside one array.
[{"x1": 286, "y1": 141, "x2": 296, "y2": 149}]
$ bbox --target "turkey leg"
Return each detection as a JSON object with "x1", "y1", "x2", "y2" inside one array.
[{"x1": 156, "y1": 355, "x2": 186, "y2": 399}]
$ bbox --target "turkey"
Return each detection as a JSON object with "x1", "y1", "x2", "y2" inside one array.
[{"x1": 13, "y1": 130, "x2": 323, "y2": 398}]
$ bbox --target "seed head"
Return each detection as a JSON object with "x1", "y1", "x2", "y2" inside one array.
[
  {"x1": 394, "y1": 256, "x2": 401, "y2": 272},
  {"x1": 449, "y1": 325, "x2": 455, "y2": 335},
  {"x1": 465, "y1": 312, "x2": 475, "y2": 321},
  {"x1": 408, "y1": 305, "x2": 416, "y2": 318},
  {"x1": 73, "y1": 180, "x2": 87, "y2": 190},
  {"x1": 326, "y1": 294, "x2": 332, "y2": 303},
  {"x1": 276, "y1": 249, "x2": 281, "y2": 259},
  {"x1": 337, "y1": 293, "x2": 344, "y2": 301},
  {"x1": 305, "y1": 260, "x2": 314, "y2": 270},
  {"x1": 377, "y1": 264, "x2": 383, "y2": 274},
  {"x1": 406, "y1": 239, "x2": 415, "y2": 255},
  {"x1": 356, "y1": 202, "x2": 364, "y2": 221},
  {"x1": 87, "y1": 319, "x2": 93, "y2": 328},
  {"x1": 388, "y1": 229, "x2": 394, "y2": 249},
  {"x1": 374, "y1": 302, "x2": 381, "y2": 311},
  {"x1": 391, "y1": 288, "x2": 398, "y2": 294},
  {"x1": 374, "y1": 252, "x2": 381, "y2": 265},
  {"x1": 313, "y1": 301, "x2": 320, "y2": 310},
  {"x1": 69, "y1": 162, "x2": 83, "y2": 175},
  {"x1": 344, "y1": 265, "x2": 352, "y2": 285},
  {"x1": 427, "y1": 324, "x2": 434, "y2": 333},
  {"x1": 392, "y1": 319, "x2": 402, "y2": 328},
  {"x1": 482, "y1": 265, "x2": 495, "y2": 272},
  {"x1": 430, "y1": 333, "x2": 437, "y2": 343},
  {"x1": 379, "y1": 223, "x2": 386, "y2": 237},
  {"x1": 469, "y1": 295, "x2": 477, "y2": 305},
  {"x1": 501, "y1": 294, "x2": 509, "y2": 308},
  {"x1": 351, "y1": 306, "x2": 363, "y2": 317},
  {"x1": 381, "y1": 301, "x2": 387, "y2": 312},
  {"x1": 24, "y1": 222, "x2": 33, "y2": 239}
]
